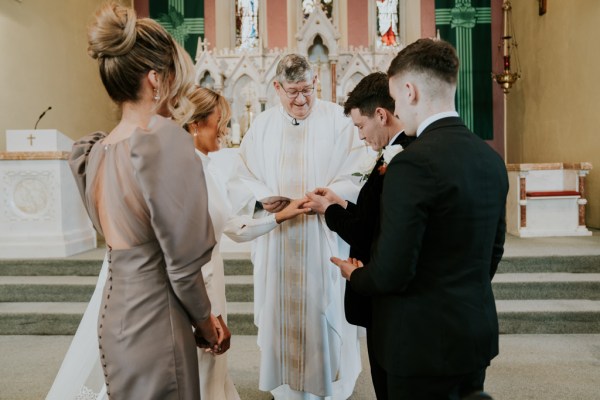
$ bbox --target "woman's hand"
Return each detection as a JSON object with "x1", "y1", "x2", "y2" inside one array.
[
  {"x1": 194, "y1": 314, "x2": 223, "y2": 353},
  {"x1": 213, "y1": 315, "x2": 231, "y2": 355},
  {"x1": 275, "y1": 197, "x2": 312, "y2": 223}
]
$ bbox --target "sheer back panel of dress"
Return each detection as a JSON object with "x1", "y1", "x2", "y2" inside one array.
[{"x1": 88, "y1": 138, "x2": 152, "y2": 250}]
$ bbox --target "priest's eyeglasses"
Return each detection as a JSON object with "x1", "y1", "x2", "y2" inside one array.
[{"x1": 278, "y1": 83, "x2": 315, "y2": 99}]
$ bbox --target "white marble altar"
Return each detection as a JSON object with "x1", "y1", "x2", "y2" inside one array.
[{"x1": 0, "y1": 130, "x2": 96, "y2": 258}]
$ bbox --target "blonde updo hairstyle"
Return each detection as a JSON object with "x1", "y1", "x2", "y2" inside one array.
[
  {"x1": 87, "y1": 2, "x2": 195, "y2": 123},
  {"x1": 185, "y1": 87, "x2": 232, "y2": 140}
]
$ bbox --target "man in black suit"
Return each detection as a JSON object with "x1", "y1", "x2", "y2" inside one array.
[
  {"x1": 331, "y1": 39, "x2": 508, "y2": 399},
  {"x1": 305, "y1": 72, "x2": 414, "y2": 400}
]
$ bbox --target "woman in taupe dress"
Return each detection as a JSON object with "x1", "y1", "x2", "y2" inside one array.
[{"x1": 68, "y1": 3, "x2": 221, "y2": 399}]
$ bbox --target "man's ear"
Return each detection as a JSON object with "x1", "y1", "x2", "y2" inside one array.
[
  {"x1": 406, "y1": 81, "x2": 417, "y2": 105},
  {"x1": 375, "y1": 107, "x2": 387, "y2": 125}
]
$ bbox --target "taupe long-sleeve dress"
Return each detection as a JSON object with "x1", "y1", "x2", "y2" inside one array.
[{"x1": 69, "y1": 116, "x2": 216, "y2": 400}]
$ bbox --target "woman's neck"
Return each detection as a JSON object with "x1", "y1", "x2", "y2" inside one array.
[{"x1": 107, "y1": 101, "x2": 157, "y2": 143}]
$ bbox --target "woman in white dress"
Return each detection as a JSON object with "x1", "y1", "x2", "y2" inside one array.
[
  {"x1": 185, "y1": 87, "x2": 311, "y2": 399},
  {"x1": 46, "y1": 87, "x2": 310, "y2": 400}
]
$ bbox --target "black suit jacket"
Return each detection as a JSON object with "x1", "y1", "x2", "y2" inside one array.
[
  {"x1": 325, "y1": 132, "x2": 415, "y2": 327},
  {"x1": 350, "y1": 117, "x2": 508, "y2": 377}
]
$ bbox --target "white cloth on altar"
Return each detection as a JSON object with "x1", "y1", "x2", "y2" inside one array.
[{"x1": 229, "y1": 99, "x2": 365, "y2": 399}]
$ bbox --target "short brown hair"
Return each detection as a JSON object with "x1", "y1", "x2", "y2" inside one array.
[
  {"x1": 387, "y1": 38, "x2": 459, "y2": 85},
  {"x1": 343, "y1": 72, "x2": 395, "y2": 117},
  {"x1": 275, "y1": 54, "x2": 313, "y2": 83},
  {"x1": 87, "y1": 2, "x2": 195, "y2": 123}
]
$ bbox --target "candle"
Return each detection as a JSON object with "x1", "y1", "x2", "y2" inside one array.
[{"x1": 231, "y1": 123, "x2": 241, "y2": 145}]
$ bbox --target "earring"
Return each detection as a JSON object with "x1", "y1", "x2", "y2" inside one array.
[
  {"x1": 193, "y1": 127, "x2": 198, "y2": 137},
  {"x1": 153, "y1": 88, "x2": 160, "y2": 102}
]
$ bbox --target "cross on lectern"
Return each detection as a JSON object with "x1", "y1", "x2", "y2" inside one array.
[{"x1": 27, "y1": 134, "x2": 36, "y2": 146}]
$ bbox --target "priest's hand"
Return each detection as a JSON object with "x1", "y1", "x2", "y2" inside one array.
[
  {"x1": 275, "y1": 198, "x2": 311, "y2": 223},
  {"x1": 330, "y1": 256, "x2": 364, "y2": 281},
  {"x1": 305, "y1": 188, "x2": 347, "y2": 214},
  {"x1": 262, "y1": 200, "x2": 289, "y2": 213}
]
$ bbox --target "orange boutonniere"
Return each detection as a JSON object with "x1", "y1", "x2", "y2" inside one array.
[{"x1": 378, "y1": 163, "x2": 387, "y2": 175}]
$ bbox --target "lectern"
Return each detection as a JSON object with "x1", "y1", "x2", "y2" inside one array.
[{"x1": 0, "y1": 129, "x2": 96, "y2": 258}]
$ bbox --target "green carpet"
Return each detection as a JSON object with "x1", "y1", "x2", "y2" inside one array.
[
  {"x1": 0, "y1": 314, "x2": 82, "y2": 335},
  {"x1": 498, "y1": 312, "x2": 600, "y2": 334},
  {"x1": 498, "y1": 255, "x2": 600, "y2": 273},
  {"x1": 493, "y1": 281, "x2": 600, "y2": 300},
  {"x1": 0, "y1": 285, "x2": 94, "y2": 302},
  {"x1": 226, "y1": 284, "x2": 254, "y2": 302}
]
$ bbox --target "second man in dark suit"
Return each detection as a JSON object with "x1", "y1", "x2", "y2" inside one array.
[{"x1": 305, "y1": 72, "x2": 414, "y2": 400}]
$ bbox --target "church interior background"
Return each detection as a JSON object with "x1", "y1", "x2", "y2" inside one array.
[
  {"x1": 1, "y1": 0, "x2": 599, "y2": 229},
  {"x1": 1, "y1": 2, "x2": 600, "y2": 399}
]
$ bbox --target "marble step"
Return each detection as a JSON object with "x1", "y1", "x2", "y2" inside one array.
[
  {"x1": 2, "y1": 300, "x2": 600, "y2": 336},
  {"x1": 2, "y1": 273, "x2": 600, "y2": 302}
]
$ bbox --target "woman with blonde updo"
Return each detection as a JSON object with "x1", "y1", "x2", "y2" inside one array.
[{"x1": 52, "y1": 3, "x2": 222, "y2": 399}]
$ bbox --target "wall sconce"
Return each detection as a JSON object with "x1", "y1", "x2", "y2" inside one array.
[{"x1": 492, "y1": 0, "x2": 521, "y2": 94}]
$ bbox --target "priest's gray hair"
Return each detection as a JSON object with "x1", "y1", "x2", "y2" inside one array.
[{"x1": 275, "y1": 54, "x2": 314, "y2": 84}]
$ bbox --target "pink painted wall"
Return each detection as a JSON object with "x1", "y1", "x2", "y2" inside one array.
[
  {"x1": 204, "y1": 0, "x2": 215, "y2": 50},
  {"x1": 133, "y1": 0, "x2": 149, "y2": 18},
  {"x1": 347, "y1": 0, "x2": 369, "y2": 48},
  {"x1": 266, "y1": 0, "x2": 287, "y2": 49},
  {"x1": 420, "y1": 0, "x2": 436, "y2": 38}
]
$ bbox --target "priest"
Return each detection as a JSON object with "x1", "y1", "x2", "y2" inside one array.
[{"x1": 229, "y1": 54, "x2": 365, "y2": 399}]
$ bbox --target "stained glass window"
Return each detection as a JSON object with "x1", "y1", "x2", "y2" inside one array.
[
  {"x1": 236, "y1": 0, "x2": 259, "y2": 49},
  {"x1": 376, "y1": 0, "x2": 399, "y2": 48}
]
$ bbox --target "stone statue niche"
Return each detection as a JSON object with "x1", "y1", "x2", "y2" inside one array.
[
  {"x1": 199, "y1": 71, "x2": 216, "y2": 90},
  {"x1": 308, "y1": 35, "x2": 330, "y2": 101},
  {"x1": 231, "y1": 75, "x2": 259, "y2": 138}
]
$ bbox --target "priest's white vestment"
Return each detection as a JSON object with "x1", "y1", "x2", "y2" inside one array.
[{"x1": 230, "y1": 99, "x2": 365, "y2": 399}]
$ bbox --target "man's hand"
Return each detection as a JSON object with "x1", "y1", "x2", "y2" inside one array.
[
  {"x1": 275, "y1": 197, "x2": 312, "y2": 223},
  {"x1": 305, "y1": 188, "x2": 347, "y2": 214},
  {"x1": 330, "y1": 256, "x2": 364, "y2": 280},
  {"x1": 262, "y1": 200, "x2": 290, "y2": 213}
]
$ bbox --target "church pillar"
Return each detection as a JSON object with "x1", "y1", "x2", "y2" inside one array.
[
  {"x1": 330, "y1": 60, "x2": 337, "y2": 103},
  {"x1": 519, "y1": 173, "x2": 527, "y2": 228},
  {"x1": 578, "y1": 171, "x2": 589, "y2": 227}
]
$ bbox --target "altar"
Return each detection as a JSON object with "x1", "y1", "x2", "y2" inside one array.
[{"x1": 0, "y1": 129, "x2": 96, "y2": 258}]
